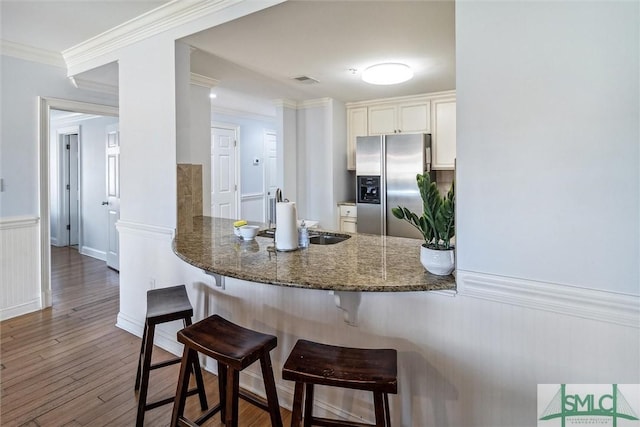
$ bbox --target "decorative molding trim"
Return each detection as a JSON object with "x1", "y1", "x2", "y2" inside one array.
[
  {"x1": 116, "y1": 220, "x2": 175, "y2": 240},
  {"x1": 240, "y1": 192, "x2": 264, "y2": 201},
  {"x1": 271, "y1": 98, "x2": 332, "y2": 110},
  {"x1": 79, "y1": 246, "x2": 107, "y2": 262},
  {"x1": 62, "y1": 0, "x2": 245, "y2": 71},
  {"x1": 345, "y1": 89, "x2": 456, "y2": 108},
  {"x1": 456, "y1": 270, "x2": 640, "y2": 328},
  {"x1": 190, "y1": 73, "x2": 219, "y2": 88},
  {"x1": 1, "y1": 40, "x2": 65, "y2": 68},
  {"x1": 0, "y1": 216, "x2": 39, "y2": 229},
  {"x1": 211, "y1": 105, "x2": 276, "y2": 121},
  {"x1": 272, "y1": 99, "x2": 299, "y2": 110},
  {"x1": 0, "y1": 298, "x2": 42, "y2": 322},
  {"x1": 69, "y1": 77, "x2": 118, "y2": 96},
  {"x1": 298, "y1": 97, "x2": 332, "y2": 109},
  {"x1": 117, "y1": 311, "x2": 184, "y2": 356}
]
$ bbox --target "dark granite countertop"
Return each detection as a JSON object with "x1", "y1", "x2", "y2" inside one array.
[{"x1": 172, "y1": 216, "x2": 456, "y2": 292}]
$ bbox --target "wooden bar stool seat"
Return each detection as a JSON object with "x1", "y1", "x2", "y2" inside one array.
[
  {"x1": 282, "y1": 339, "x2": 398, "y2": 427},
  {"x1": 135, "y1": 285, "x2": 207, "y2": 427},
  {"x1": 170, "y1": 314, "x2": 283, "y2": 427}
]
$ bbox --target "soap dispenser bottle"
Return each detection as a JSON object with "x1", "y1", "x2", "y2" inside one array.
[{"x1": 298, "y1": 220, "x2": 309, "y2": 248}]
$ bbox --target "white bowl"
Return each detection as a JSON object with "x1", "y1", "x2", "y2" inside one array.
[{"x1": 239, "y1": 225, "x2": 259, "y2": 240}]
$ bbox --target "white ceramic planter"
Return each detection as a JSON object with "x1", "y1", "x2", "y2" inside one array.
[{"x1": 420, "y1": 245, "x2": 455, "y2": 275}]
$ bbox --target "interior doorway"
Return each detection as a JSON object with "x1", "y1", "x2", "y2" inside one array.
[
  {"x1": 39, "y1": 97, "x2": 119, "y2": 309},
  {"x1": 211, "y1": 125, "x2": 240, "y2": 219},
  {"x1": 54, "y1": 127, "x2": 81, "y2": 249}
]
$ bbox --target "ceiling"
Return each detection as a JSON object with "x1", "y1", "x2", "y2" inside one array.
[
  {"x1": 1, "y1": 0, "x2": 456, "y2": 104},
  {"x1": 0, "y1": 0, "x2": 169, "y2": 52},
  {"x1": 184, "y1": 1, "x2": 456, "y2": 102}
]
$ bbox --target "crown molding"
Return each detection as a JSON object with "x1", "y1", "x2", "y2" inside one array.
[
  {"x1": 272, "y1": 98, "x2": 333, "y2": 110},
  {"x1": 51, "y1": 112, "x2": 102, "y2": 126},
  {"x1": 298, "y1": 97, "x2": 332, "y2": 109},
  {"x1": 69, "y1": 76, "x2": 119, "y2": 96},
  {"x1": 1, "y1": 40, "x2": 65, "y2": 68},
  {"x1": 273, "y1": 99, "x2": 300, "y2": 110},
  {"x1": 211, "y1": 105, "x2": 276, "y2": 122},
  {"x1": 345, "y1": 89, "x2": 457, "y2": 108},
  {"x1": 190, "y1": 73, "x2": 220, "y2": 88},
  {"x1": 62, "y1": 0, "x2": 243, "y2": 71}
]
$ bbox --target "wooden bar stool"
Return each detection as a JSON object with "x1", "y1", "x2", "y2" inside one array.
[
  {"x1": 282, "y1": 339, "x2": 398, "y2": 427},
  {"x1": 135, "y1": 285, "x2": 207, "y2": 427},
  {"x1": 170, "y1": 314, "x2": 283, "y2": 427}
]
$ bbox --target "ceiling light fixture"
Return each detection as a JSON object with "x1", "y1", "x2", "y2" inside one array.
[{"x1": 362, "y1": 63, "x2": 413, "y2": 85}]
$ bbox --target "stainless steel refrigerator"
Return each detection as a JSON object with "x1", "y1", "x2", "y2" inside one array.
[{"x1": 356, "y1": 134, "x2": 434, "y2": 239}]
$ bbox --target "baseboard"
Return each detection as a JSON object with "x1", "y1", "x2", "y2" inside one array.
[
  {"x1": 0, "y1": 298, "x2": 42, "y2": 321},
  {"x1": 116, "y1": 311, "x2": 184, "y2": 357},
  {"x1": 79, "y1": 245, "x2": 106, "y2": 261},
  {"x1": 456, "y1": 270, "x2": 640, "y2": 328},
  {"x1": 239, "y1": 368, "x2": 366, "y2": 423}
]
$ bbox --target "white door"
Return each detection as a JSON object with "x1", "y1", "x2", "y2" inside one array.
[
  {"x1": 68, "y1": 134, "x2": 80, "y2": 246},
  {"x1": 264, "y1": 131, "x2": 277, "y2": 222},
  {"x1": 211, "y1": 126, "x2": 238, "y2": 219},
  {"x1": 105, "y1": 126, "x2": 120, "y2": 271}
]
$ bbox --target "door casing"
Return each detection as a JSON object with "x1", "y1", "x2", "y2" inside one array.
[{"x1": 38, "y1": 97, "x2": 118, "y2": 308}]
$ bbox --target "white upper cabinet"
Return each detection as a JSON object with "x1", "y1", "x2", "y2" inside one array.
[
  {"x1": 431, "y1": 96, "x2": 456, "y2": 170},
  {"x1": 368, "y1": 100, "x2": 430, "y2": 135},
  {"x1": 346, "y1": 91, "x2": 455, "y2": 171},
  {"x1": 347, "y1": 107, "x2": 368, "y2": 170}
]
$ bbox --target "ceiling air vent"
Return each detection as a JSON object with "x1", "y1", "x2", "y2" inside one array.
[{"x1": 291, "y1": 75, "x2": 319, "y2": 84}]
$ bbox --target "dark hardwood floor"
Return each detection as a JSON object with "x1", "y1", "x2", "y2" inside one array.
[{"x1": 0, "y1": 246, "x2": 291, "y2": 426}]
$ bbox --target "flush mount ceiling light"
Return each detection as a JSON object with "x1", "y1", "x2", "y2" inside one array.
[{"x1": 362, "y1": 63, "x2": 413, "y2": 85}]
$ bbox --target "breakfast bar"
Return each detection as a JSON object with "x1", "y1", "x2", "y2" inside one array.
[
  {"x1": 172, "y1": 216, "x2": 456, "y2": 293},
  {"x1": 173, "y1": 216, "x2": 456, "y2": 326}
]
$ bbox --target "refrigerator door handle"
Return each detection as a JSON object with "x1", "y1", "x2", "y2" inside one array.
[{"x1": 425, "y1": 147, "x2": 432, "y2": 173}]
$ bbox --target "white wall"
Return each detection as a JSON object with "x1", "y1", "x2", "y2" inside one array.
[
  {"x1": 189, "y1": 84, "x2": 213, "y2": 215},
  {"x1": 456, "y1": 1, "x2": 639, "y2": 295},
  {"x1": 293, "y1": 99, "x2": 349, "y2": 230},
  {"x1": 0, "y1": 54, "x2": 118, "y2": 319},
  {"x1": 0, "y1": 55, "x2": 117, "y2": 218}
]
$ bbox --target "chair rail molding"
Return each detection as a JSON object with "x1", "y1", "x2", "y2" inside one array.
[
  {"x1": 116, "y1": 220, "x2": 175, "y2": 241},
  {"x1": 456, "y1": 270, "x2": 640, "y2": 328}
]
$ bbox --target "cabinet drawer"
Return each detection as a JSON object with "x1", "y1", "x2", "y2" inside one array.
[{"x1": 339, "y1": 205, "x2": 357, "y2": 218}]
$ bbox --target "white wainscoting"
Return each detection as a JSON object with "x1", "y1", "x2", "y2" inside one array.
[
  {"x1": 115, "y1": 218, "x2": 640, "y2": 426},
  {"x1": 456, "y1": 270, "x2": 640, "y2": 328},
  {"x1": 0, "y1": 216, "x2": 42, "y2": 320},
  {"x1": 115, "y1": 220, "x2": 185, "y2": 356},
  {"x1": 240, "y1": 192, "x2": 265, "y2": 223}
]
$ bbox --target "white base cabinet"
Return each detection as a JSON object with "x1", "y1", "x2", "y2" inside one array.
[{"x1": 337, "y1": 204, "x2": 357, "y2": 233}]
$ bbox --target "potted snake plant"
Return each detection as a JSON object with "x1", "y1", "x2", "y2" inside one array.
[{"x1": 391, "y1": 172, "x2": 455, "y2": 275}]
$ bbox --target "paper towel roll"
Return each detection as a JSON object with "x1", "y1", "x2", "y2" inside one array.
[{"x1": 275, "y1": 202, "x2": 298, "y2": 251}]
